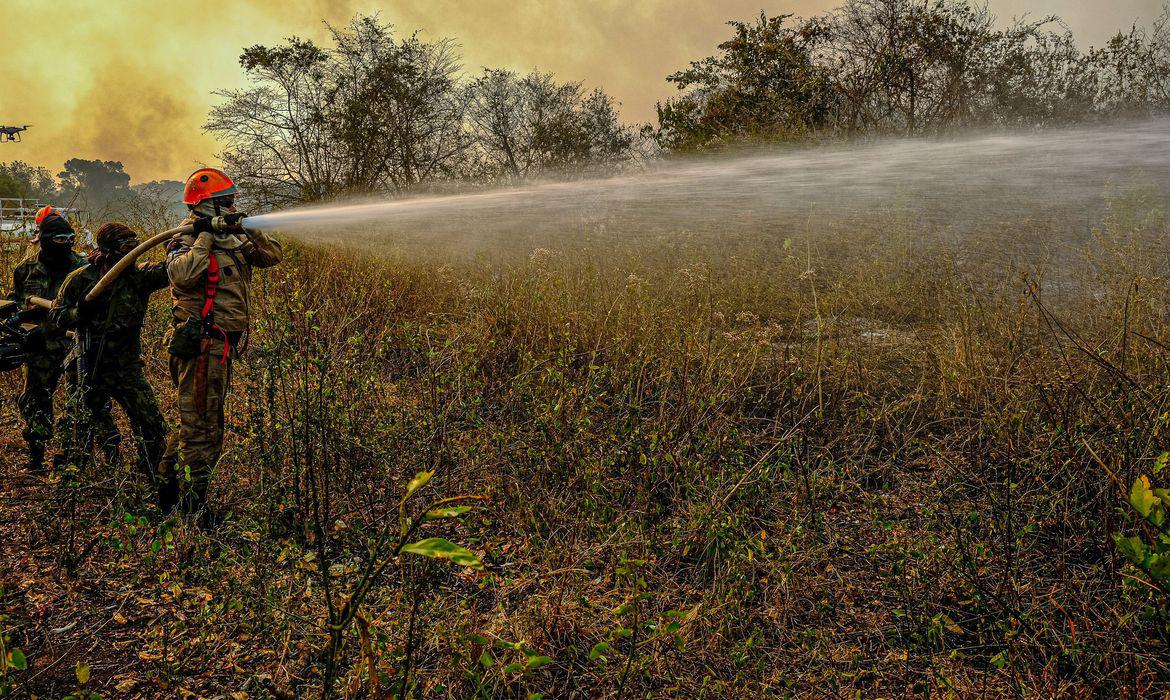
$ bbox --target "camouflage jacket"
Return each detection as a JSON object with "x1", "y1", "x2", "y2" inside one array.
[
  {"x1": 167, "y1": 217, "x2": 283, "y2": 334},
  {"x1": 50, "y1": 262, "x2": 169, "y2": 370},
  {"x1": 9, "y1": 249, "x2": 87, "y2": 356}
]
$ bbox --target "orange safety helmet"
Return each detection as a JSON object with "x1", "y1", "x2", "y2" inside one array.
[
  {"x1": 34, "y1": 204, "x2": 62, "y2": 227},
  {"x1": 182, "y1": 168, "x2": 239, "y2": 206}
]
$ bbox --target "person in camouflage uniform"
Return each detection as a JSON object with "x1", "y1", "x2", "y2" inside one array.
[
  {"x1": 162, "y1": 168, "x2": 282, "y2": 526},
  {"x1": 10, "y1": 207, "x2": 117, "y2": 471},
  {"x1": 50, "y1": 222, "x2": 174, "y2": 508}
]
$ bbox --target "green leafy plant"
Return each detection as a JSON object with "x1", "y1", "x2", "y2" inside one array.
[
  {"x1": 0, "y1": 588, "x2": 26, "y2": 698},
  {"x1": 318, "y1": 469, "x2": 483, "y2": 698},
  {"x1": 492, "y1": 639, "x2": 553, "y2": 677},
  {"x1": 1115, "y1": 474, "x2": 1170, "y2": 589},
  {"x1": 60, "y1": 661, "x2": 102, "y2": 700},
  {"x1": 459, "y1": 632, "x2": 553, "y2": 697},
  {"x1": 594, "y1": 554, "x2": 700, "y2": 694}
]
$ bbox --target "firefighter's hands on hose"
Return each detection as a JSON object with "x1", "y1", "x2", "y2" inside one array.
[
  {"x1": 219, "y1": 212, "x2": 247, "y2": 230},
  {"x1": 19, "y1": 298, "x2": 50, "y2": 323},
  {"x1": 192, "y1": 216, "x2": 216, "y2": 236},
  {"x1": 193, "y1": 212, "x2": 249, "y2": 236},
  {"x1": 1, "y1": 313, "x2": 30, "y2": 341}
]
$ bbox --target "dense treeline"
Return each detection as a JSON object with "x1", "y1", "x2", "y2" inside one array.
[
  {"x1": 0, "y1": 161, "x2": 56, "y2": 201},
  {"x1": 0, "y1": 159, "x2": 133, "y2": 203},
  {"x1": 0, "y1": 158, "x2": 183, "y2": 231},
  {"x1": 657, "y1": 1, "x2": 1170, "y2": 149}
]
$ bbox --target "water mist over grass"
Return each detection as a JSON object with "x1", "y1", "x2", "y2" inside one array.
[{"x1": 246, "y1": 120, "x2": 1170, "y2": 260}]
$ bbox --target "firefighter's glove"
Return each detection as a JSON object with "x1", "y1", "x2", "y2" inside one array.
[
  {"x1": 23, "y1": 326, "x2": 46, "y2": 352},
  {"x1": 192, "y1": 217, "x2": 216, "y2": 236}
]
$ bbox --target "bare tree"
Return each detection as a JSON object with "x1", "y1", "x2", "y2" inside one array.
[
  {"x1": 208, "y1": 38, "x2": 336, "y2": 208},
  {"x1": 468, "y1": 69, "x2": 640, "y2": 181},
  {"x1": 327, "y1": 17, "x2": 473, "y2": 193},
  {"x1": 1089, "y1": 8, "x2": 1170, "y2": 118},
  {"x1": 209, "y1": 16, "x2": 475, "y2": 208},
  {"x1": 656, "y1": 1, "x2": 1170, "y2": 150}
]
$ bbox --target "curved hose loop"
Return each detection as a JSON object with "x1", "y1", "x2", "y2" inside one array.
[
  {"x1": 84, "y1": 225, "x2": 192, "y2": 301},
  {"x1": 85, "y1": 215, "x2": 254, "y2": 301}
]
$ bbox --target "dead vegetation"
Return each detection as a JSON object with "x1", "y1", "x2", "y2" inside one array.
[{"x1": 1, "y1": 191, "x2": 1170, "y2": 698}]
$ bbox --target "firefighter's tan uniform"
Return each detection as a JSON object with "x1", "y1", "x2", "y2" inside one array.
[{"x1": 161, "y1": 219, "x2": 282, "y2": 513}]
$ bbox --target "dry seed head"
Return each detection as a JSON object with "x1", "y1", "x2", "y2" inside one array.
[{"x1": 529, "y1": 247, "x2": 562, "y2": 268}]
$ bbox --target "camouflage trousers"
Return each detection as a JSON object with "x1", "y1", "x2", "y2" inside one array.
[
  {"x1": 162, "y1": 338, "x2": 233, "y2": 508},
  {"x1": 20, "y1": 352, "x2": 118, "y2": 452},
  {"x1": 66, "y1": 361, "x2": 168, "y2": 483}
]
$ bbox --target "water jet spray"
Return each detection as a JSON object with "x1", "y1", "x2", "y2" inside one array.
[
  {"x1": 236, "y1": 120, "x2": 1170, "y2": 261},
  {"x1": 73, "y1": 120, "x2": 1170, "y2": 295}
]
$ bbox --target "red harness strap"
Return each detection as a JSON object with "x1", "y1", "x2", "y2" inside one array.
[{"x1": 201, "y1": 255, "x2": 230, "y2": 364}]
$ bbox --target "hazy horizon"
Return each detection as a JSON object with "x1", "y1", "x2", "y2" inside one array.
[{"x1": 1, "y1": 0, "x2": 1166, "y2": 182}]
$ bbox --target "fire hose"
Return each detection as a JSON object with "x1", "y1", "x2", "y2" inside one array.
[
  {"x1": 19, "y1": 217, "x2": 245, "y2": 345},
  {"x1": 84, "y1": 226, "x2": 188, "y2": 301},
  {"x1": 84, "y1": 215, "x2": 247, "y2": 301}
]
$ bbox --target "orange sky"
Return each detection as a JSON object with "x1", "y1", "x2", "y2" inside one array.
[{"x1": 1, "y1": 0, "x2": 1164, "y2": 182}]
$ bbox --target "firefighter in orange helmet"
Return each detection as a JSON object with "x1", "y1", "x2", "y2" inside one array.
[{"x1": 160, "y1": 168, "x2": 282, "y2": 526}]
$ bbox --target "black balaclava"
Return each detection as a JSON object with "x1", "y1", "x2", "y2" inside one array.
[{"x1": 37, "y1": 214, "x2": 76, "y2": 270}]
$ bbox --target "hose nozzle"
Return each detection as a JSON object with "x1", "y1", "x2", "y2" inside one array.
[{"x1": 211, "y1": 213, "x2": 249, "y2": 232}]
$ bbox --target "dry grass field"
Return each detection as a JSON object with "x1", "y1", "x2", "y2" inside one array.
[{"x1": 1, "y1": 188, "x2": 1169, "y2": 698}]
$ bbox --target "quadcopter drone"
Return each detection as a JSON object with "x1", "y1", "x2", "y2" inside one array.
[{"x1": 0, "y1": 125, "x2": 31, "y2": 142}]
